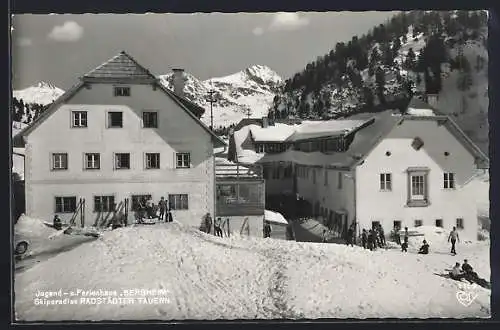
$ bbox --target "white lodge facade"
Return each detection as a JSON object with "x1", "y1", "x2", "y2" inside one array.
[
  {"x1": 230, "y1": 99, "x2": 488, "y2": 240},
  {"x1": 13, "y1": 51, "x2": 225, "y2": 228}
]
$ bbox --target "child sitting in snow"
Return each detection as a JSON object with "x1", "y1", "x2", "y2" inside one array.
[
  {"x1": 449, "y1": 262, "x2": 465, "y2": 280},
  {"x1": 418, "y1": 240, "x2": 429, "y2": 254}
]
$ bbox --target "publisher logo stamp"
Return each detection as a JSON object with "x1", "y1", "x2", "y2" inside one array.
[{"x1": 456, "y1": 283, "x2": 479, "y2": 307}]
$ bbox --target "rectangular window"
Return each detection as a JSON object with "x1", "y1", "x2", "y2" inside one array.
[
  {"x1": 176, "y1": 153, "x2": 191, "y2": 168},
  {"x1": 414, "y1": 219, "x2": 423, "y2": 227},
  {"x1": 371, "y1": 221, "x2": 380, "y2": 229},
  {"x1": 380, "y1": 173, "x2": 392, "y2": 191},
  {"x1": 72, "y1": 111, "x2": 87, "y2": 128},
  {"x1": 115, "y1": 153, "x2": 130, "y2": 169},
  {"x1": 338, "y1": 172, "x2": 343, "y2": 189},
  {"x1": 393, "y1": 220, "x2": 402, "y2": 230},
  {"x1": 145, "y1": 153, "x2": 160, "y2": 169},
  {"x1": 55, "y1": 196, "x2": 77, "y2": 213},
  {"x1": 94, "y1": 196, "x2": 115, "y2": 212},
  {"x1": 168, "y1": 194, "x2": 189, "y2": 210},
  {"x1": 143, "y1": 111, "x2": 158, "y2": 128},
  {"x1": 444, "y1": 172, "x2": 455, "y2": 189},
  {"x1": 131, "y1": 195, "x2": 152, "y2": 211},
  {"x1": 85, "y1": 153, "x2": 100, "y2": 170},
  {"x1": 411, "y1": 175, "x2": 425, "y2": 198},
  {"x1": 257, "y1": 144, "x2": 264, "y2": 153},
  {"x1": 407, "y1": 168, "x2": 429, "y2": 207},
  {"x1": 456, "y1": 218, "x2": 464, "y2": 229},
  {"x1": 114, "y1": 86, "x2": 130, "y2": 97},
  {"x1": 108, "y1": 112, "x2": 123, "y2": 128},
  {"x1": 435, "y1": 219, "x2": 443, "y2": 228},
  {"x1": 324, "y1": 168, "x2": 328, "y2": 186},
  {"x1": 52, "y1": 153, "x2": 68, "y2": 170}
]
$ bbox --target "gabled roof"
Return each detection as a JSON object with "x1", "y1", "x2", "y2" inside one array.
[
  {"x1": 168, "y1": 92, "x2": 205, "y2": 119},
  {"x1": 82, "y1": 51, "x2": 157, "y2": 83},
  {"x1": 13, "y1": 51, "x2": 225, "y2": 148}
]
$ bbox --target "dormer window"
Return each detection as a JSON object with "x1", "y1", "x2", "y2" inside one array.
[{"x1": 114, "y1": 86, "x2": 130, "y2": 97}]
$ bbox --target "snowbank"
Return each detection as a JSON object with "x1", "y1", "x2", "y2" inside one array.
[
  {"x1": 15, "y1": 215, "x2": 54, "y2": 239},
  {"x1": 15, "y1": 221, "x2": 490, "y2": 320},
  {"x1": 264, "y1": 210, "x2": 288, "y2": 225}
]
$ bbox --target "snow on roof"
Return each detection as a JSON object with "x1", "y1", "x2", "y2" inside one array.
[
  {"x1": 264, "y1": 210, "x2": 288, "y2": 225},
  {"x1": 249, "y1": 123, "x2": 296, "y2": 142},
  {"x1": 287, "y1": 119, "x2": 370, "y2": 142},
  {"x1": 407, "y1": 108, "x2": 435, "y2": 117}
]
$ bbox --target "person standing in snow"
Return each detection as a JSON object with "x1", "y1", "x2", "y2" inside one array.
[
  {"x1": 448, "y1": 227, "x2": 460, "y2": 255},
  {"x1": 322, "y1": 229, "x2": 328, "y2": 243},
  {"x1": 214, "y1": 217, "x2": 223, "y2": 237},
  {"x1": 204, "y1": 213, "x2": 213, "y2": 234},
  {"x1": 263, "y1": 221, "x2": 272, "y2": 238},
  {"x1": 346, "y1": 224, "x2": 354, "y2": 247},
  {"x1": 361, "y1": 229, "x2": 368, "y2": 249},
  {"x1": 367, "y1": 229, "x2": 375, "y2": 251},
  {"x1": 401, "y1": 227, "x2": 409, "y2": 252},
  {"x1": 158, "y1": 197, "x2": 167, "y2": 221},
  {"x1": 378, "y1": 224, "x2": 386, "y2": 247}
]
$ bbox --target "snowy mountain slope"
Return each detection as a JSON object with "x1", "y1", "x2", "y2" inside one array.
[
  {"x1": 15, "y1": 220, "x2": 490, "y2": 320},
  {"x1": 272, "y1": 11, "x2": 489, "y2": 155},
  {"x1": 159, "y1": 65, "x2": 283, "y2": 127},
  {"x1": 13, "y1": 81, "x2": 64, "y2": 106}
]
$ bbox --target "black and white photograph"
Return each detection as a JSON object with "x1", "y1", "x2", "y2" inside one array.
[{"x1": 11, "y1": 10, "x2": 491, "y2": 320}]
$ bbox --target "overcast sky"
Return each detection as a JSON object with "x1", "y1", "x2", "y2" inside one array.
[{"x1": 11, "y1": 12, "x2": 397, "y2": 90}]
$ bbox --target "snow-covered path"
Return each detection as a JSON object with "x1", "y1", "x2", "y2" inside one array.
[{"x1": 15, "y1": 222, "x2": 490, "y2": 321}]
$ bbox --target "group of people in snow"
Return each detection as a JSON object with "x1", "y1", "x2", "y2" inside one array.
[
  {"x1": 360, "y1": 224, "x2": 386, "y2": 250},
  {"x1": 136, "y1": 196, "x2": 173, "y2": 224},
  {"x1": 201, "y1": 213, "x2": 224, "y2": 237},
  {"x1": 448, "y1": 259, "x2": 489, "y2": 288}
]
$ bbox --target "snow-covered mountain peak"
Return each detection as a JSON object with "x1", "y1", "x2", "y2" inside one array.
[
  {"x1": 35, "y1": 81, "x2": 58, "y2": 89},
  {"x1": 159, "y1": 66, "x2": 284, "y2": 127},
  {"x1": 244, "y1": 65, "x2": 283, "y2": 85},
  {"x1": 13, "y1": 81, "x2": 65, "y2": 106}
]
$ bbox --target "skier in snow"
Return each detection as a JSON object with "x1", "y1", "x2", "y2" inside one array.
[
  {"x1": 53, "y1": 215, "x2": 62, "y2": 230},
  {"x1": 418, "y1": 240, "x2": 429, "y2": 254},
  {"x1": 448, "y1": 227, "x2": 460, "y2": 255},
  {"x1": 158, "y1": 197, "x2": 167, "y2": 221},
  {"x1": 449, "y1": 262, "x2": 465, "y2": 281},
  {"x1": 361, "y1": 229, "x2": 368, "y2": 249},
  {"x1": 214, "y1": 217, "x2": 223, "y2": 237}
]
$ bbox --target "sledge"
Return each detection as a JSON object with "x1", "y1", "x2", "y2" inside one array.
[
  {"x1": 434, "y1": 273, "x2": 491, "y2": 290},
  {"x1": 43, "y1": 221, "x2": 70, "y2": 230}
]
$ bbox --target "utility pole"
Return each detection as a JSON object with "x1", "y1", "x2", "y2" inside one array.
[{"x1": 207, "y1": 89, "x2": 217, "y2": 130}]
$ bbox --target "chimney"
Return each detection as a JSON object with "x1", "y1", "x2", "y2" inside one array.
[
  {"x1": 172, "y1": 68, "x2": 186, "y2": 97},
  {"x1": 262, "y1": 116, "x2": 269, "y2": 128},
  {"x1": 426, "y1": 93, "x2": 439, "y2": 109}
]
